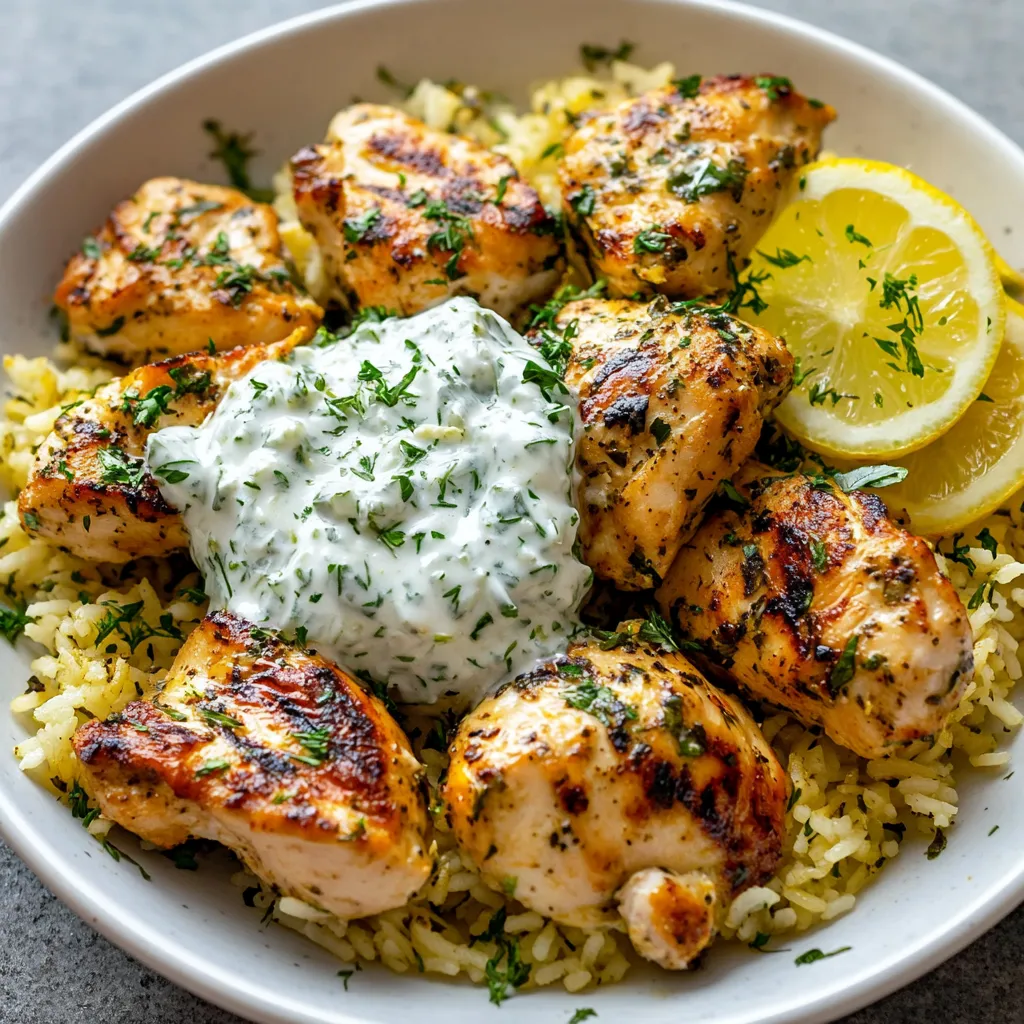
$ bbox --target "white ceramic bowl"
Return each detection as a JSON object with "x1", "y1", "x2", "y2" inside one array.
[{"x1": 2, "y1": 2, "x2": 1022, "y2": 1022}]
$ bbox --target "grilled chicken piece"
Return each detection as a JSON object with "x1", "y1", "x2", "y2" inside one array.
[
  {"x1": 559, "y1": 75, "x2": 834, "y2": 299},
  {"x1": 18, "y1": 328, "x2": 308, "y2": 563},
  {"x1": 442, "y1": 624, "x2": 787, "y2": 968},
  {"x1": 547, "y1": 296, "x2": 792, "y2": 589},
  {"x1": 656, "y1": 462, "x2": 974, "y2": 759},
  {"x1": 290, "y1": 104, "x2": 561, "y2": 318},
  {"x1": 54, "y1": 177, "x2": 322, "y2": 364},
  {"x1": 73, "y1": 612, "x2": 432, "y2": 919}
]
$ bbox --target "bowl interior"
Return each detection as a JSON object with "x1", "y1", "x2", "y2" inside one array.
[{"x1": 2, "y1": 2, "x2": 1022, "y2": 1023}]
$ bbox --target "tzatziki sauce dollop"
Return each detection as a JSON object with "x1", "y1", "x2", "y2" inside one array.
[{"x1": 147, "y1": 298, "x2": 591, "y2": 706}]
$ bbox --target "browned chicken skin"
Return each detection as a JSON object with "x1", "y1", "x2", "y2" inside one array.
[
  {"x1": 442, "y1": 624, "x2": 787, "y2": 968},
  {"x1": 559, "y1": 75, "x2": 834, "y2": 298},
  {"x1": 548, "y1": 296, "x2": 792, "y2": 589},
  {"x1": 73, "y1": 612, "x2": 432, "y2": 919},
  {"x1": 291, "y1": 104, "x2": 562, "y2": 317},
  {"x1": 656, "y1": 462, "x2": 974, "y2": 759},
  {"x1": 54, "y1": 177, "x2": 322, "y2": 364},
  {"x1": 18, "y1": 328, "x2": 308, "y2": 563}
]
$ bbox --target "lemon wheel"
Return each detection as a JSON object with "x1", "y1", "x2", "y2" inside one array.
[
  {"x1": 871, "y1": 299, "x2": 1024, "y2": 535},
  {"x1": 744, "y1": 158, "x2": 1005, "y2": 459}
]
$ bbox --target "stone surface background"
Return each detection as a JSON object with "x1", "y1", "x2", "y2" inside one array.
[{"x1": 1, "y1": 1, "x2": 1022, "y2": 1021}]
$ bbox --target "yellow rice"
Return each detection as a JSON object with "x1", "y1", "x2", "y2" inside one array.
[{"x1": 3, "y1": 57, "x2": 1023, "y2": 996}]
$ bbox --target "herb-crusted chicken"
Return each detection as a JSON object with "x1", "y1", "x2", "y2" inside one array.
[
  {"x1": 656, "y1": 462, "x2": 974, "y2": 758},
  {"x1": 546, "y1": 296, "x2": 792, "y2": 589},
  {"x1": 73, "y1": 612, "x2": 432, "y2": 919},
  {"x1": 290, "y1": 104, "x2": 561, "y2": 318},
  {"x1": 559, "y1": 75, "x2": 835, "y2": 298},
  {"x1": 18, "y1": 329, "x2": 308, "y2": 563},
  {"x1": 54, "y1": 177, "x2": 322, "y2": 364},
  {"x1": 442, "y1": 623, "x2": 787, "y2": 969}
]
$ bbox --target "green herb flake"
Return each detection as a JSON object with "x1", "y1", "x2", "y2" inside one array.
[
  {"x1": 926, "y1": 828, "x2": 947, "y2": 859},
  {"x1": 757, "y1": 247, "x2": 810, "y2": 269},
  {"x1": 0, "y1": 601, "x2": 34, "y2": 644},
  {"x1": 195, "y1": 757, "x2": 231, "y2": 778},
  {"x1": 673, "y1": 74, "x2": 702, "y2": 99},
  {"x1": 755, "y1": 75, "x2": 793, "y2": 102},
  {"x1": 579, "y1": 40, "x2": 634, "y2": 71},
  {"x1": 649, "y1": 417, "x2": 671, "y2": 445},
  {"x1": 827, "y1": 634, "x2": 859, "y2": 696},
  {"x1": 202, "y1": 119, "x2": 274, "y2": 202},
  {"x1": 832, "y1": 464, "x2": 908, "y2": 492},
  {"x1": 794, "y1": 946, "x2": 851, "y2": 966}
]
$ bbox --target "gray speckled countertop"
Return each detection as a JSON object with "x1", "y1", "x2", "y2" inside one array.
[{"x1": 1, "y1": 1, "x2": 1023, "y2": 1021}]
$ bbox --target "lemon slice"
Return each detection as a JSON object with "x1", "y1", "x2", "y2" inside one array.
[
  {"x1": 745, "y1": 158, "x2": 1005, "y2": 459},
  {"x1": 996, "y1": 252, "x2": 1024, "y2": 297},
  {"x1": 870, "y1": 299, "x2": 1024, "y2": 534}
]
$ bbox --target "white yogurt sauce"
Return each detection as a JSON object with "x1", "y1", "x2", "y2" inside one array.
[{"x1": 147, "y1": 298, "x2": 591, "y2": 706}]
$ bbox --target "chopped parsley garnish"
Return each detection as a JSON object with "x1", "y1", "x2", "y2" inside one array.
[
  {"x1": 92, "y1": 600, "x2": 182, "y2": 651},
  {"x1": 120, "y1": 384, "x2": 174, "y2": 427},
  {"x1": 976, "y1": 527, "x2": 998, "y2": 557},
  {"x1": 534, "y1": 320, "x2": 576, "y2": 378},
  {"x1": 81, "y1": 236, "x2": 102, "y2": 260},
  {"x1": 810, "y1": 538, "x2": 828, "y2": 573},
  {"x1": 579, "y1": 40, "x2": 634, "y2": 71},
  {"x1": 633, "y1": 225, "x2": 673, "y2": 253},
  {"x1": 832, "y1": 465, "x2": 908, "y2": 492},
  {"x1": 637, "y1": 609, "x2": 680, "y2": 651},
  {"x1": 569, "y1": 1011, "x2": 597, "y2": 1024},
  {"x1": 757, "y1": 247, "x2": 810, "y2": 269},
  {"x1": 877, "y1": 272, "x2": 926, "y2": 377},
  {"x1": 376, "y1": 64, "x2": 414, "y2": 96},
  {"x1": 0, "y1": 601, "x2": 34, "y2": 644},
  {"x1": 522, "y1": 361, "x2": 568, "y2": 400},
  {"x1": 291, "y1": 727, "x2": 331, "y2": 767},
  {"x1": 97, "y1": 447, "x2": 149, "y2": 489},
  {"x1": 127, "y1": 243, "x2": 162, "y2": 263},
  {"x1": 528, "y1": 280, "x2": 606, "y2": 332},
  {"x1": 174, "y1": 199, "x2": 224, "y2": 223},
  {"x1": 343, "y1": 206, "x2": 382, "y2": 244},
  {"x1": 926, "y1": 828, "x2": 947, "y2": 859},
  {"x1": 662, "y1": 693, "x2": 706, "y2": 757},
  {"x1": 794, "y1": 946, "x2": 851, "y2": 966},
  {"x1": 482, "y1": 907, "x2": 532, "y2": 1004},
  {"x1": 845, "y1": 224, "x2": 872, "y2": 247},
  {"x1": 358, "y1": 361, "x2": 419, "y2": 407},
  {"x1": 718, "y1": 478, "x2": 749, "y2": 509},
  {"x1": 493, "y1": 174, "x2": 512, "y2": 205},
  {"x1": 792, "y1": 356, "x2": 818, "y2": 386},
  {"x1": 195, "y1": 757, "x2": 231, "y2": 778},
  {"x1": 649, "y1": 417, "x2": 671, "y2": 445},
  {"x1": 569, "y1": 184, "x2": 596, "y2": 217},
  {"x1": 673, "y1": 74, "x2": 702, "y2": 99},
  {"x1": 152, "y1": 461, "x2": 192, "y2": 485},
  {"x1": 94, "y1": 316, "x2": 126, "y2": 337},
  {"x1": 422, "y1": 198, "x2": 474, "y2": 279},
  {"x1": 667, "y1": 156, "x2": 748, "y2": 203},
  {"x1": 200, "y1": 707, "x2": 243, "y2": 730},
  {"x1": 562, "y1": 677, "x2": 638, "y2": 728},
  {"x1": 399, "y1": 439, "x2": 428, "y2": 465},
  {"x1": 808, "y1": 379, "x2": 858, "y2": 407},
  {"x1": 202, "y1": 119, "x2": 274, "y2": 202},
  {"x1": 827, "y1": 634, "x2": 859, "y2": 695},
  {"x1": 755, "y1": 75, "x2": 792, "y2": 102}
]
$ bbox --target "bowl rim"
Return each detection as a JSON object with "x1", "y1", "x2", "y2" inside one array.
[{"x1": 2, "y1": 1, "x2": 1023, "y2": 1022}]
